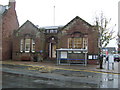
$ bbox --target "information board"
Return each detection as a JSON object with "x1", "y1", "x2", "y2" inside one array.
[{"x1": 61, "y1": 52, "x2": 67, "y2": 58}]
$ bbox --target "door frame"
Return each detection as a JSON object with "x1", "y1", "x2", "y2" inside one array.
[{"x1": 49, "y1": 43, "x2": 56, "y2": 58}]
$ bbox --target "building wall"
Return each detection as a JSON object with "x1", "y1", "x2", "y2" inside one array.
[
  {"x1": 88, "y1": 27, "x2": 99, "y2": 54},
  {"x1": 59, "y1": 17, "x2": 98, "y2": 55},
  {"x1": 12, "y1": 21, "x2": 45, "y2": 60},
  {"x1": 58, "y1": 17, "x2": 99, "y2": 64},
  {"x1": 2, "y1": 1, "x2": 19, "y2": 60},
  {"x1": 12, "y1": 16, "x2": 99, "y2": 64},
  {"x1": 44, "y1": 34, "x2": 58, "y2": 58}
]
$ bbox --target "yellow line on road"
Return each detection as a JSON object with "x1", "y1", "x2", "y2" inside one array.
[
  {"x1": 2, "y1": 62, "x2": 120, "y2": 75},
  {"x1": 56, "y1": 68, "x2": 120, "y2": 75}
]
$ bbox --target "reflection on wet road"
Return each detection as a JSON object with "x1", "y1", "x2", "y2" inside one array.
[
  {"x1": 100, "y1": 73, "x2": 119, "y2": 88},
  {"x1": 100, "y1": 60, "x2": 120, "y2": 88},
  {"x1": 2, "y1": 68, "x2": 120, "y2": 88}
]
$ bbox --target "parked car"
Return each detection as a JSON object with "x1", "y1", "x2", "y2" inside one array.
[{"x1": 114, "y1": 54, "x2": 120, "y2": 62}]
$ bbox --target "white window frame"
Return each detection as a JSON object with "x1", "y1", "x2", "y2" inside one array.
[
  {"x1": 68, "y1": 38, "x2": 72, "y2": 48},
  {"x1": 32, "y1": 39, "x2": 35, "y2": 52},
  {"x1": 68, "y1": 37, "x2": 83, "y2": 49},
  {"x1": 25, "y1": 39, "x2": 30, "y2": 53},
  {"x1": 83, "y1": 38, "x2": 88, "y2": 49},
  {"x1": 20, "y1": 39, "x2": 23, "y2": 52},
  {"x1": 74, "y1": 38, "x2": 82, "y2": 48},
  {"x1": 50, "y1": 30, "x2": 54, "y2": 33}
]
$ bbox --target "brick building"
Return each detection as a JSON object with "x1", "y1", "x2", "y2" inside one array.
[
  {"x1": 12, "y1": 20, "x2": 44, "y2": 61},
  {"x1": 13, "y1": 16, "x2": 99, "y2": 64},
  {"x1": 0, "y1": 0, "x2": 19, "y2": 60}
]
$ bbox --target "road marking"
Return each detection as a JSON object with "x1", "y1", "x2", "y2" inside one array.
[
  {"x1": 56, "y1": 68, "x2": 120, "y2": 75},
  {"x1": 2, "y1": 62, "x2": 120, "y2": 75}
]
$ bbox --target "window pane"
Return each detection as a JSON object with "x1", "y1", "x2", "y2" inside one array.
[
  {"x1": 54, "y1": 30, "x2": 58, "y2": 33},
  {"x1": 25, "y1": 39, "x2": 30, "y2": 52},
  {"x1": 68, "y1": 38, "x2": 72, "y2": 48},
  {"x1": 68, "y1": 37, "x2": 85, "y2": 49},
  {"x1": 20, "y1": 39, "x2": 23, "y2": 52},
  {"x1": 32, "y1": 39, "x2": 35, "y2": 52},
  {"x1": 50, "y1": 30, "x2": 54, "y2": 33},
  {"x1": 74, "y1": 38, "x2": 82, "y2": 48},
  {"x1": 83, "y1": 38, "x2": 88, "y2": 49},
  {"x1": 46, "y1": 30, "x2": 49, "y2": 33}
]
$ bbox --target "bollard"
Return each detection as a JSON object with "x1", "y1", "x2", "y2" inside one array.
[{"x1": 108, "y1": 59, "x2": 109, "y2": 70}]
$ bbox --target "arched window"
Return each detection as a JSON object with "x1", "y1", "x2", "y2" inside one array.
[
  {"x1": 25, "y1": 39, "x2": 30, "y2": 52},
  {"x1": 68, "y1": 37, "x2": 88, "y2": 49},
  {"x1": 20, "y1": 38, "x2": 35, "y2": 53}
]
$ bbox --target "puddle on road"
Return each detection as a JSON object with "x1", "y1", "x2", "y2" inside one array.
[
  {"x1": 99, "y1": 73, "x2": 119, "y2": 88},
  {"x1": 2, "y1": 66, "x2": 120, "y2": 88}
]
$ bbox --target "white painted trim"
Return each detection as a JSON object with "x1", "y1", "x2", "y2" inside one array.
[{"x1": 49, "y1": 43, "x2": 51, "y2": 58}]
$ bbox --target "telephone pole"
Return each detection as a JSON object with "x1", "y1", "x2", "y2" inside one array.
[{"x1": 53, "y1": 0, "x2": 55, "y2": 26}]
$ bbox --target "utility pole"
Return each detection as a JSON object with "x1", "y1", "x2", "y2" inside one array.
[{"x1": 53, "y1": 0, "x2": 55, "y2": 26}]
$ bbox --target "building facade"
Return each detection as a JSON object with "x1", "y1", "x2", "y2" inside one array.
[
  {"x1": 0, "y1": 0, "x2": 19, "y2": 60},
  {"x1": 12, "y1": 16, "x2": 99, "y2": 64}
]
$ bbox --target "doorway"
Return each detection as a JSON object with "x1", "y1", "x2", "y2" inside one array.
[
  {"x1": 52, "y1": 44, "x2": 56, "y2": 58},
  {"x1": 49, "y1": 43, "x2": 56, "y2": 58}
]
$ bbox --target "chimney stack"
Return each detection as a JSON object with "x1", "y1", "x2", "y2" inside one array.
[{"x1": 9, "y1": 0, "x2": 16, "y2": 10}]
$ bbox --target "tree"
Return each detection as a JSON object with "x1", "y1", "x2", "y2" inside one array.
[{"x1": 94, "y1": 12, "x2": 116, "y2": 69}]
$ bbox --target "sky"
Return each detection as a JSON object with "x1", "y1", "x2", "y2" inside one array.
[{"x1": 0, "y1": 0, "x2": 119, "y2": 48}]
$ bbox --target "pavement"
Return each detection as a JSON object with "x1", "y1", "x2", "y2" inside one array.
[{"x1": 1, "y1": 60, "x2": 120, "y2": 75}]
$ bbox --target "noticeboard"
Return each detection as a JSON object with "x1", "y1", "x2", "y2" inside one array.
[{"x1": 60, "y1": 51, "x2": 67, "y2": 58}]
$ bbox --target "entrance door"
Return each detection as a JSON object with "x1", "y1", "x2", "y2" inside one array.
[
  {"x1": 52, "y1": 44, "x2": 56, "y2": 58},
  {"x1": 49, "y1": 43, "x2": 56, "y2": 58}
]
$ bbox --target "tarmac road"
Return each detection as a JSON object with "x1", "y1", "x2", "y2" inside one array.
[
  {"x1": 2, "y1": 71, "x2": 98, "y2": 88},
  {"x1": 2, "y1": 64, "x2": 120, "y2": 88}
]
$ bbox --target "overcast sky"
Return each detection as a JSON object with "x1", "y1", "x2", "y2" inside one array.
[{"x1": 0, "y1": 0, "x2": 119, "y2": 48}]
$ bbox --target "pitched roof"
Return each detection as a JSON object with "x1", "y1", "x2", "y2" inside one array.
[
  {"x1": 0, "y1": 5, "x2": 9, "y2": 15},
  {"x1": 62, "y1": 16, "x2": 92, "y2": 30},
  {"x1": 15, "y1": 20, "x2": 39, "y2": 33}
]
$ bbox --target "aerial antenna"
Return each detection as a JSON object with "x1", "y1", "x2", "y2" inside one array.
[{"x1": 53, "y1": 0, "x2": 55, "y2": 26}]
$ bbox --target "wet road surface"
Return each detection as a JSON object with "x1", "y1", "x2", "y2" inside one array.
[
  {"x1": 2, "y1": 64, "x2": 120, "y2": 88},
  {"x1": 2, "y1": 72, "x2": 98, "y2": 88}
]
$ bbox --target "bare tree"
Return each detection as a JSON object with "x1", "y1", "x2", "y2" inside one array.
[{"x1": 94, "y1": 12, "x2": 116, "y2": 69}]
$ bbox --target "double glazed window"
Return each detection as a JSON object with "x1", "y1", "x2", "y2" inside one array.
[
  {"x1": 20, "y1": 39, "x2": 35, "y2": 52},
  {"x1": 68, "y1": 37, "x2": 88, "y2": 49}
]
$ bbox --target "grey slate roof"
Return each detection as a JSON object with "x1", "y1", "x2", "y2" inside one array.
[
  {"x1": 0, "y1": 5, "x2": 9, "y2": 15},
  {"x1": 40, "y1": 25, "x2": 64, "y2": 30}
]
